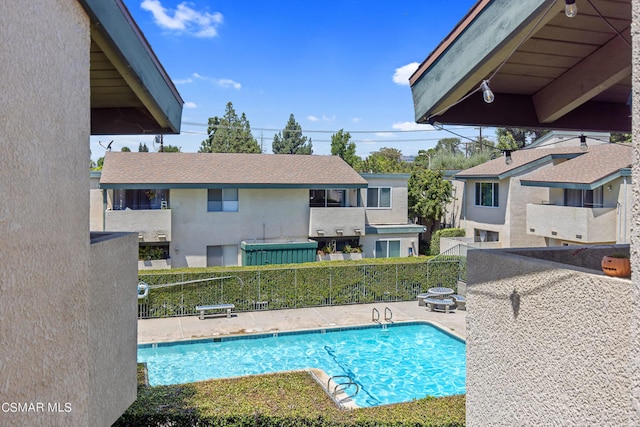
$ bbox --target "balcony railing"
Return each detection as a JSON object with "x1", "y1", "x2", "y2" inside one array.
[{"x1": 526, "y1": 203, "x2": 617, "y2": 243}]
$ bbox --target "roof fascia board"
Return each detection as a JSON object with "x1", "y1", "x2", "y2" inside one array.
[
  {"x1": 456, "y1": 154, "x2": 560, "y2": 180},
  {"x1": 79, "y1": 0, "x2": 183, "y2": 133},
  {"x1": 521, "y1": 169, "x2": 632, "y2": 190},
  {"x1": 411, "y1": 0, "x2": 557, "y2": 123},
  {"x1": 99, "y1": 183, "x2": 368, "y2": 190}
]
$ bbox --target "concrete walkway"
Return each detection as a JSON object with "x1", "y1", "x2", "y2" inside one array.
[{"x1": 138, "y1": 300, "x2": 466, "y2": 344}]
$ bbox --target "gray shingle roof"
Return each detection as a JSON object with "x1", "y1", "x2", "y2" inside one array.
[
  {"x1": 455, "y1": 143, "x2": 631, "y2": 183},
  {"x1": 99, "y1": 152, "x2": 368, "y2": 188},
  {"x1": 521, "y1": 143, "x2": 631, "y2": 186}
]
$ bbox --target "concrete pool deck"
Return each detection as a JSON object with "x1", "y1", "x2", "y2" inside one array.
[{"x1": 138, "y1": 300, "x2": 466, "y2": 344}]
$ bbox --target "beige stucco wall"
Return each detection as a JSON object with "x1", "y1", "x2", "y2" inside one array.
[
  {"x1": 360, "y1": 233, "x2": 419, "y2": 258},
  {"x1": 170, "y1": 188, "x2": 310, "y2": 267},
  {"x1": 630, "y1": 1, "x2": 640, "y2": 420},
  {"x1": 467, "y1": 247, "x2": 632, "y2": 426},
  {"x1": 88, "y1": 232, "x2": 138, "y2": 425},
  {"x1": 1, "y1": 1, "x2": 92, "y2": 425},
  {"x1": 362, "y1": 176, "x2": 410, "y2": 225}
]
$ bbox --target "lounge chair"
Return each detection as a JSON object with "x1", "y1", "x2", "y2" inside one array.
[
  {"x1": 424, "y1": 297, "x2": 455, "y2": 314},
  {"x1": 450, "y1": 294, "x2": 466, "y2": 311}
]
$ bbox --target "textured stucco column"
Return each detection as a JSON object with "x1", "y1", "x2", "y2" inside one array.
[
  {"x1": 631, "y1": 0, "x2": 640, "y2": 423},
  {"x1": 0, "y1": 1, "x2": 91, "y2": 426}
]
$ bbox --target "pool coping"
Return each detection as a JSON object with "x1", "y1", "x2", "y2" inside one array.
[{"x1": 138, "y1": 320, "x2": 466, "y2": 348}]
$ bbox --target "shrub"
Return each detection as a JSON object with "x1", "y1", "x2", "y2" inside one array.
[{"x1": 430, "y1": 228, "x2": 466, "y2": 256}]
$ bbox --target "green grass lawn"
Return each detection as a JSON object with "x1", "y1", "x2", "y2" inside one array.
[{"x1": 114, "y1": 367, "x2": 465, "y2": 426}]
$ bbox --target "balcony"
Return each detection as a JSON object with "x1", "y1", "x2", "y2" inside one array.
[
  {"x1": 105, "y1": 209, "x2": 171, "y2": 242},
  {"x1": 526, "y1": 203, "x2": 617, "y2": 243},
  {"x1": 309, "y1": 207, "x2": 365, "y2": 237}
]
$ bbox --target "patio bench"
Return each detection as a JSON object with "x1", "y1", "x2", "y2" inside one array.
[
  {"x1": 424, "y1": 298, "x2": 455, "y2": 314},
  {"x1": 196, "y1": 304, "x2": 235, "y2": 320}
]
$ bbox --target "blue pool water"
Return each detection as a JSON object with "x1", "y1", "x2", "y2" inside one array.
[{"x1": 138, "y1": 322, "x2": 466, "y2": 407}]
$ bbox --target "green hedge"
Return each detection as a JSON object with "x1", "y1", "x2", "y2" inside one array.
[
  {"x1": 429, "y1": 229, "x2": 466, "y2": 256},
  {"x1": 114, "y1": 368, "x2": 465, "y2": 426},
  {"x1": 138, "y1": 259, "x2": 463, "y2": 318}
]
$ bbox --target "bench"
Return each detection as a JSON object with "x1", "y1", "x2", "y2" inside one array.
[
  {"x1": 417, "y1": 292, "x2": 438, "y2": 306},
  {"x1": 196, "y1": 304, "x2": 235, "y2": 320},
  {"x1": 424, "y1": 298, "x2": 455, "y2": 314},
  {"x1": 450, "y1": 294, "x2": 466, "y2": 311}
]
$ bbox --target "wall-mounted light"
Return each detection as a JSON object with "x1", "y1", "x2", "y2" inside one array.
[
  {"x1": 316, "y1": 229, "x2": 325, "y2": 236},
  {"x1": 353, "y1": 228, "x2": 362, "y2": 234},
  {"x1": 480, "y1": 80, "x2": 494, "y2": 104},
  {"x1": 504, "y1": 150, "x2": 513, "y2": 165},
  {"x1": 565, "y1": 0, "x2": 577, "y2": 18},
  {"x1": 607, "y1": 185, "x2": 613, "y2": 191},
  {"x1": 579, "y1": 134, "x2": 588, "y2": 151},
  {"x1": 138, "y1": 234, "x2": 144, "y2": 240},
  {"x1": 335, "y1": 228, "x2": 344, "y2": 235}
]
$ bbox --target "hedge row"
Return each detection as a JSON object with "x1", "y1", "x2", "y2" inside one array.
[
  {"x1": 114, "y1": 368, "x2": 465, "y2": 426},
  {"x1": 430, "y1": 229, "x2": 466, "y2": 256},
  {"x1": 138, "y1": 260, "x2": 462, "y2": 318}
]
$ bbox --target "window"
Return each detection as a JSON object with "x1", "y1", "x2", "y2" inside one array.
[
  {"x1": 474, "y1": 182, "x2": 499, "y2": 207},
  {"x1": 208, "y1": 189, "x2": 238, "y2": 212},
  {"x1": 367, "y1": 187, "x2": 391, "y2": 208},
  {"x1": 564, "y1": 188, "x2": 603, "y2": 208},
  {"x1": 375, "y1": 240, "x2": 400, "y2": 258},
  {"x1": 474, "y1": 229, "x2": 499, "y2": 242},
  {"x1": 309, "y1": 189, "x2": 347, "y2": 207},
  {"x1": 112, "y1": 189, "x2": 169, "y2": 210}
]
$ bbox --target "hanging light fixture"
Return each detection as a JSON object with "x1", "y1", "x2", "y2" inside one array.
[
  {"x1": 565, "y1": 0, "x2": 578, "y2": 17},
  {"x1": 480, "y1": 80, "x2": 494, "y2": 104},
  {"x1": 504, "y1": 150, "x2": 513, "y2": 165},
  {"x1": 579, "y1": 134, "x2": 588, "y2": 151}
]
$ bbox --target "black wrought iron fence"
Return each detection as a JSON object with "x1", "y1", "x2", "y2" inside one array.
[{"x1": 137, "y1": 260, "x2": 462, "y2": 319}]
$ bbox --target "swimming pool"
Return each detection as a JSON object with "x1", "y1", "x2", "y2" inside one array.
[{"x1": 138, "y1": 322, "x2": 466, "y2": 407}]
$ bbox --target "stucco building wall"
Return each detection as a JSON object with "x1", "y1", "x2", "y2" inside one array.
[
  {"x1": 88, "y1": 232, "x2": 138, "y2": 425},
  {"x1": 630, "y1": 0, "x2": 640, "y2": 420},
  {"x1": 1, "y1": 1, "x2": 92, "y2": 425},
  {"x1": 467, "y1": 247, "x2": 631, "y2": 426},
  {"x1": 170, "y1": 188, "x2": 310, "y2": 267}
]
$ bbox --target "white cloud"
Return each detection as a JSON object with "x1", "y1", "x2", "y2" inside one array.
[
  {"x1": 375, "y1": 132, "x2": 395, "y2": 138},
  {"x1": 141, "y1": 0, "x2": 223, "y2": 38},
  {"x1": 392, "y1": 121, "x2": 434, "y2": 131},
  {"x1": 307, "y1": 115, "x2": 319, "y2": 122},
  {"x1": 392, "y1": 62, "x2": 420, "y2": 86},
  {"x1": 173, "y1": 77, "x2": 193, "y2": 84},
  {"x1": 217, "y1": 79, "x2": 241, "y2": 90},
  {"x1": 184, "y1": 101, "x2": 197, "y2": 109}
]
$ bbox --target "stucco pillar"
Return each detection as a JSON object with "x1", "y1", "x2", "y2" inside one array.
[{"x1": 630, "y1": 1, "x2": 640, "y2": 424}]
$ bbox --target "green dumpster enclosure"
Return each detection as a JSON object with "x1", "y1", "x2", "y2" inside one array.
[{"x1": 241, "y1": 240, "x2": 319, "y2": 266}]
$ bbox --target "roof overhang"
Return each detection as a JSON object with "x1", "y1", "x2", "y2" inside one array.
[
  {"x1": 410, "y1": 0, "x2": 631, "y2": 132},
  {"x1": 520, "y1": 167, "x2": 632, "y2": 189},
  {"x1": 79, "y1": 0, "x2": 183, "y2": 135},
  {"x1": 99, "y1": 183, "x2": 368, "y2": 190}
]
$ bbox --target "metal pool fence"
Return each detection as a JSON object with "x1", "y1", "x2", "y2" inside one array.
[{"x1": 137, "y1": 259, "x2": 463, "y2": 319}]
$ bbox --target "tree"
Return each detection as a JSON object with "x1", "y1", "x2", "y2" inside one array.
[
  {"x1": 162, "y1": 145, "x2": 181, "y2": 152},
  {"x1": 434, "y1": 138, "x2": 462, "y2": 154},
  {"x1": 138, "y1": 143, "x2": 149, "y2": 152},
  {"x1": 496, "y1": 128, "x2": 549, "y2": 148},
  {"x1": 359, "y1": 147, "x2": 407, "y2": 173},
  {"x1": 199, "y1": 102, "x2": 261, "y2": 153},
  {"x1": 272, "y1": 114, "x2": 313, "y2": 154},
  {"x1": 408, "y1": 168, "x2": 453, "y2": 245},
  {"x1": 121, "y1": 146, "x2": 131, "y2": 152},
  {"x1": 610, "y1": 133, "x2": 632, "y2": 143},
  {"x1": 330, "y1": 129, "x2": 360, "y2": 168}
]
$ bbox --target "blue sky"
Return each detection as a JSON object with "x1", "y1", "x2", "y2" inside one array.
[{"x1": 91, "y1": 0, "x2": 483, "y2": 160}]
